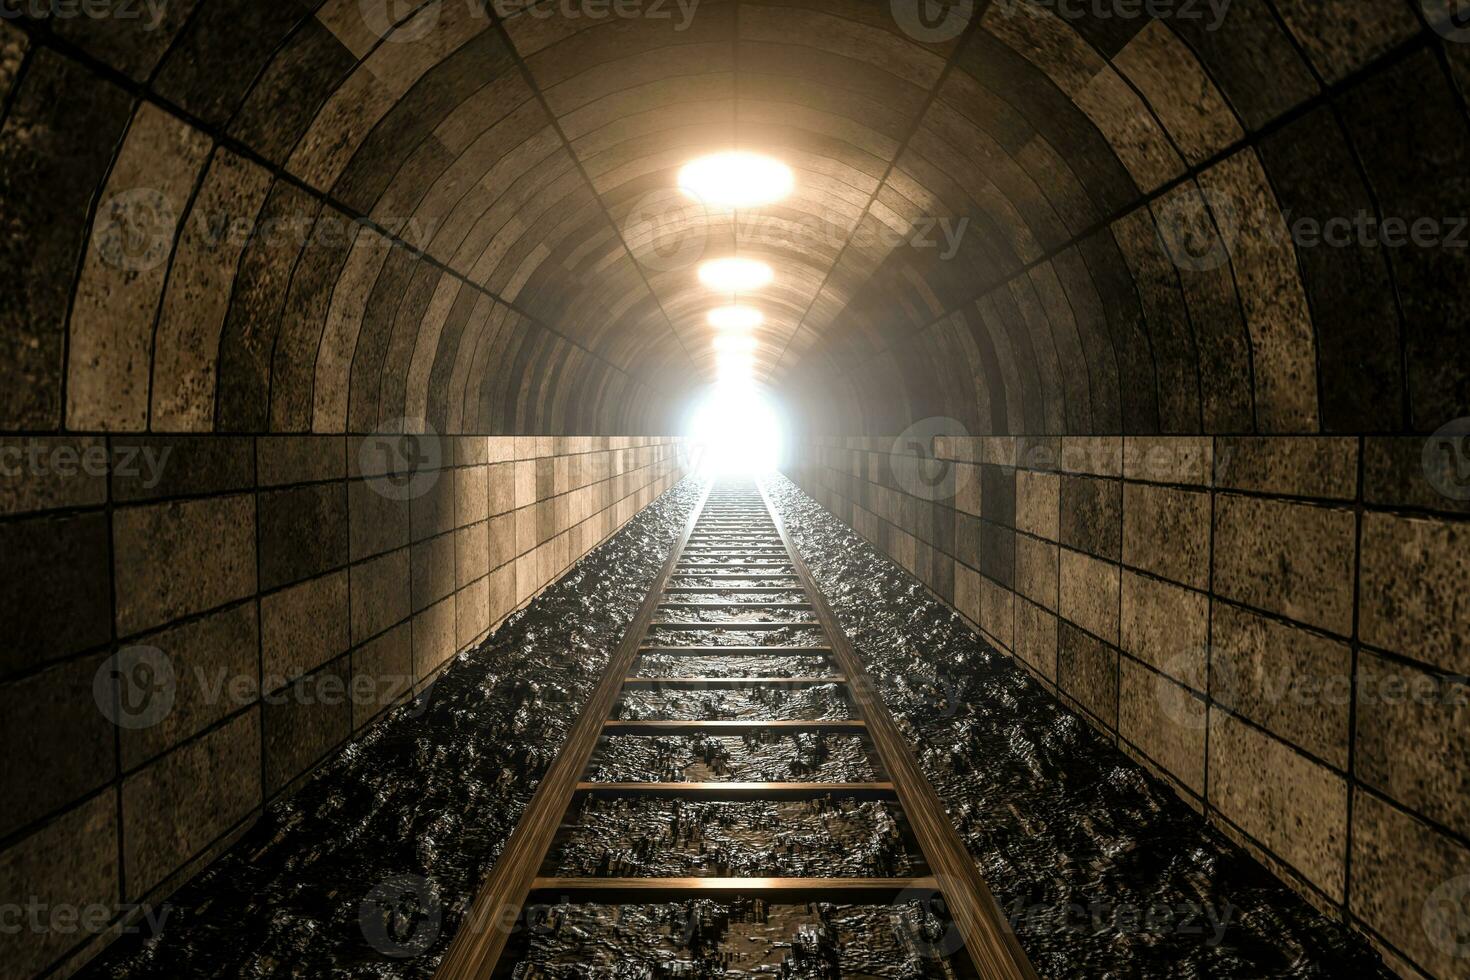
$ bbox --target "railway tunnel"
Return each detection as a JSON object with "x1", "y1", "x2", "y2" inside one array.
[{"x1": 2, "y1": 0, "x2": 1468, "y2": 977}]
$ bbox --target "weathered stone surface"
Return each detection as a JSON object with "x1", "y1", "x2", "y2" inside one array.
[
  {"x1": 261, "y1": 572, "x2": 350, "y2": 692},
  {"x1": 1208, "y1": 709, "x2": 1348, "y2": 901},
  {"x1": 262, "y1": 660, "x2": 351, "y2": 796},
  {"x1": 112, "y1": 495, "x2": 257, "y2": 636},
  {"x1": 1122, "y1": 483, "x2": 1210, "y2": 590},
  {"x1": 1213, "y1": 495, "x2": 1355, "y2": 636},
  {"x1": 1210, "y1": 603, "x2": 1351, "y2": 769},
  {"x1": 0, "y1": 793, "x2": 118, "y2": 977},
  {"x1": 1355, "y1": 652, "x2": 1470, "y2": 840},
  {"x1": 0, "y1": 513, "x2": 112, "y2": 673},
  {"x1": 1059, "y1": 622, "x2": 1118, "y2": 728},
  {"x1": 122, "y1": 708, "x2": 261, "y2": 898},
  {"x1": 1351, "y1": 792, "x2": 1470, "y2": 979},
  {"x1": 258, "y1": 483, "x2": 350, "y2": 590},
  {"x1": 1360, "y1": 513, "x2": 1469, "y2": 675},
  {"x1": 0, "y1": 654, "x2": 114, "y2": 838}
]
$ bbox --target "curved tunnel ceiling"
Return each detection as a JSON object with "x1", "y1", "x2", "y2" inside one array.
[{"x1": 0, "y1": 0, "x2": 1465, "y2": 437}]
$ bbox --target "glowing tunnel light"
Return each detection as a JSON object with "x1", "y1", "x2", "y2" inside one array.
[
  {"x1": 687, "y1": 382, "x2": 785, "y2": 476},
  {"x1": 708, "y1": 305, "x2": 764, "y2": 331},
  {"x1": 713, "y1": 334, "x2": 758, "y2": 355},
  {"x1": 678, "y1": 152, "x2": 794, "y2": 210},
  {"x1": 699, "y1": 258, "x2": 773, "y2": 293},
  {"x1": 717, "y1": 351, "x2": 755, "y2": 379}
]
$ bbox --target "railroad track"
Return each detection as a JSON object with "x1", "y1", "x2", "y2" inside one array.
[{"x1": 436, "y1": 481, "x2": 1036, "y2": 979}]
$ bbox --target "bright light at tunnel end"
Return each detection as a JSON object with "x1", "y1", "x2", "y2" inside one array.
[{"x1": 685, "y1": 383, "x2": 786, "y2": 477}]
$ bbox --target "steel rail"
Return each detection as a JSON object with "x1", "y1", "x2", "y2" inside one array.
[
  {"x1": 434, "y1": 480, "x2": 1037, "y2": 980},
  {"x1": 757, "y1": 481, "x2": 1038, "y2": 980},
  {"x1": 432, "y1": 484, "x2": 711, "y2": 979}
]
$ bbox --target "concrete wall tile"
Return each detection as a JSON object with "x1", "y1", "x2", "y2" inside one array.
[
  {"x1": 1059, "y1": 548, "x2": 1119, "y2": 644},
  {"x1": 1351, "y1": 792, "x2": 1470, "y2": 978},
  {"x1": 122, "y1": 708, "x2": 260, "y2": 897},
  {"x1": 1208, "y1": 709, "x2": 1347, "y2": 900},
  {"x1": 1210, "y1": 603, "x2": 1350, "y2": 768},
  {"x1": 1213, "y1": 495, "x2": 1355, "y2": 635},
  {"x1": 113, "y1": 495, "x2": 257, "y2": 635},
  {"x1": 261, "y1": 571, "x2": 349, "y2": 692},
  {"x1": 0, "y1": 793, "x2": 118, "y2": 977},
  {"x1": 1123, "y1": 483, "x2": 1210, "y2": 589},
  {"x1": 1355, "y1": 651, "x2": 1469, "y2": 839},
  {"x1": 1360, "y1": 513, "x2": 1468, "y2": 675}
]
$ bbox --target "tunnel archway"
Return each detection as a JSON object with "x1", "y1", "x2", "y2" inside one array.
[{"x1": 2, "y1": 2, "x2": 1467, "y2": 978}]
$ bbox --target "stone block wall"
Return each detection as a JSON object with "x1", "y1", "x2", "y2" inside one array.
[
  {"x1": 0, "y1": 433, "x2": 683, "y2": 978},
  {"x1": 788, "y1": 434, "x2": 1469, "y2": 980}
]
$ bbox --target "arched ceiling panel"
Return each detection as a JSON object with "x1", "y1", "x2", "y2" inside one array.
[{"x1": 0, "y1": 0, "x2": 1463, "y2": 438}]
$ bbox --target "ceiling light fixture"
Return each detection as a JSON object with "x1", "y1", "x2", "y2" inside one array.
[
  {"x1": 699, "y1": 258, "x2": 773, "y2": 293},
  {"x1": 708, "y1": 306, "x2": 764, "y2": 331},
  {"x1": 679, "y1": 152, "x2": 794, "y2": 209}
]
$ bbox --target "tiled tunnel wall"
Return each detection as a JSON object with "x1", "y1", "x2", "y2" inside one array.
[
  {"x1": 786, "y1": 435, "x2": 1468, "y2": 980},
  {"x1": 3, "y1": 1, "x2": 1469, "y2": 978},
  {"x1": 782, "y1": 3, "x2": 1470, "y2": 437},
  {"x1": 766, "y1": 3, "x2": 1470, "y2": 977},
  {"x1": 1, "y1": 434, "x2": 683, "y2": 978},
  {"x1": 2, "y1": 6, "x2": 703, "y2": 974},
  {"x1": 0, "y1": 12, "x2": 694, "y2": 438}
]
